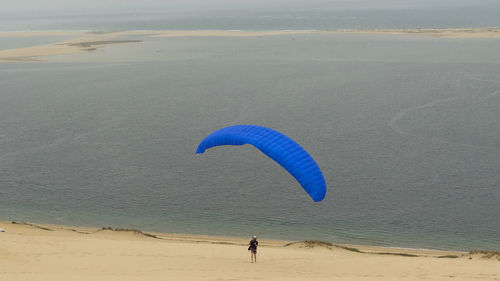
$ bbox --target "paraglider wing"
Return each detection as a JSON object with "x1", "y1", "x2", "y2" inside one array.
[{"x1": 196, "y1": 125, "x2": 326, "y2": 202}]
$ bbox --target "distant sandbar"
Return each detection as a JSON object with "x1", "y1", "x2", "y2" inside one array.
[{"x1": 1, "y1": 28, "x2": 499, "y2": 62}]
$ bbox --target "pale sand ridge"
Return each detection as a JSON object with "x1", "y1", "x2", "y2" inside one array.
[
  {"x1": 0, "y1": 31, "x2": 137, "y2": 62},
  {"x1": 1, "y1": 28, "x2": 500, "y2": 63},
  {"x1": 1, "y1": 221, "x2": 498, "y2": 281}
]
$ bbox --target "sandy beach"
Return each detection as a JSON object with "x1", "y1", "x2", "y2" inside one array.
[
  {"x1": 1, "y1": 28, "x2": 500, "y2": 63},
  {"x1": 0, "y1": 220, "x2": 498, "y2": 281}
]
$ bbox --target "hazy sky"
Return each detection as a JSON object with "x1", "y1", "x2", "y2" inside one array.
[{"x1": 2, "y1": 0, "x2": 497, "y2": 15}]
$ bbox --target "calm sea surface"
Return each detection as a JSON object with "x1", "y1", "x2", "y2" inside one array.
[
  {"x1": 1, "y1": 33, "x2": 499, "y2": 251},
  {"x1": 2, "y1": 2, "x2": 500, "y2": 32},
  {"x1": 0, "y1": 36, "x2": 75, "y2": 51}
]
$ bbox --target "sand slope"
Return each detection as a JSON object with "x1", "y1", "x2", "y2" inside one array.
[{"x1": 0, "y1": 221, "x2": 498, "y2": 281}]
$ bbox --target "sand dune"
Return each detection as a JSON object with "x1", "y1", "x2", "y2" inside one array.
[{"x1": 0, "y1": 221, "x2": 498, "y2": 281}]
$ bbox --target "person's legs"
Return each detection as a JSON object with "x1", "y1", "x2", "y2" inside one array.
[{"x1": 251, "y1": 251, "x2": 257, "y2": 263}]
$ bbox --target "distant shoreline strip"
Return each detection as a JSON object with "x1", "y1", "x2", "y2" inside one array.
[{"x1": 1, "y1": 28, "x2": 500, "y2": 63}]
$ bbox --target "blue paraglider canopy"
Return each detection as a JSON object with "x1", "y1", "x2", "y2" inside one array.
[{"x1": 196, "y1": 125, "x2": 326, "y2": 202}]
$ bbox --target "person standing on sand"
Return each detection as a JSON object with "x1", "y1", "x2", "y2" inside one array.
[{"x1": 248, "y1": 235, "x2": 258, "y2": 263}]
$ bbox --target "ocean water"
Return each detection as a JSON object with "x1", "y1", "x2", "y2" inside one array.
[
  {"x1": 2, "y1": 2, "x2": 500, "y2": 32},
  {"x1": 0, "y1": 36, "x2": 75, "y2": 50},
  {"x1": 0, "y1": 33, "x2": 499, "y2": 251}
]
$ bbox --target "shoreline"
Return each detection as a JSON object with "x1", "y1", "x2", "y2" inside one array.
[
  {"x1": 1, "y1": 220, "x2": 498, "y2": 281},
  {"x1": 1, "y1": 28, "x2": 500, "y2": 63},
  {"x1": 0, "y1": 220, "x2": 487, "y2": 256}
]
